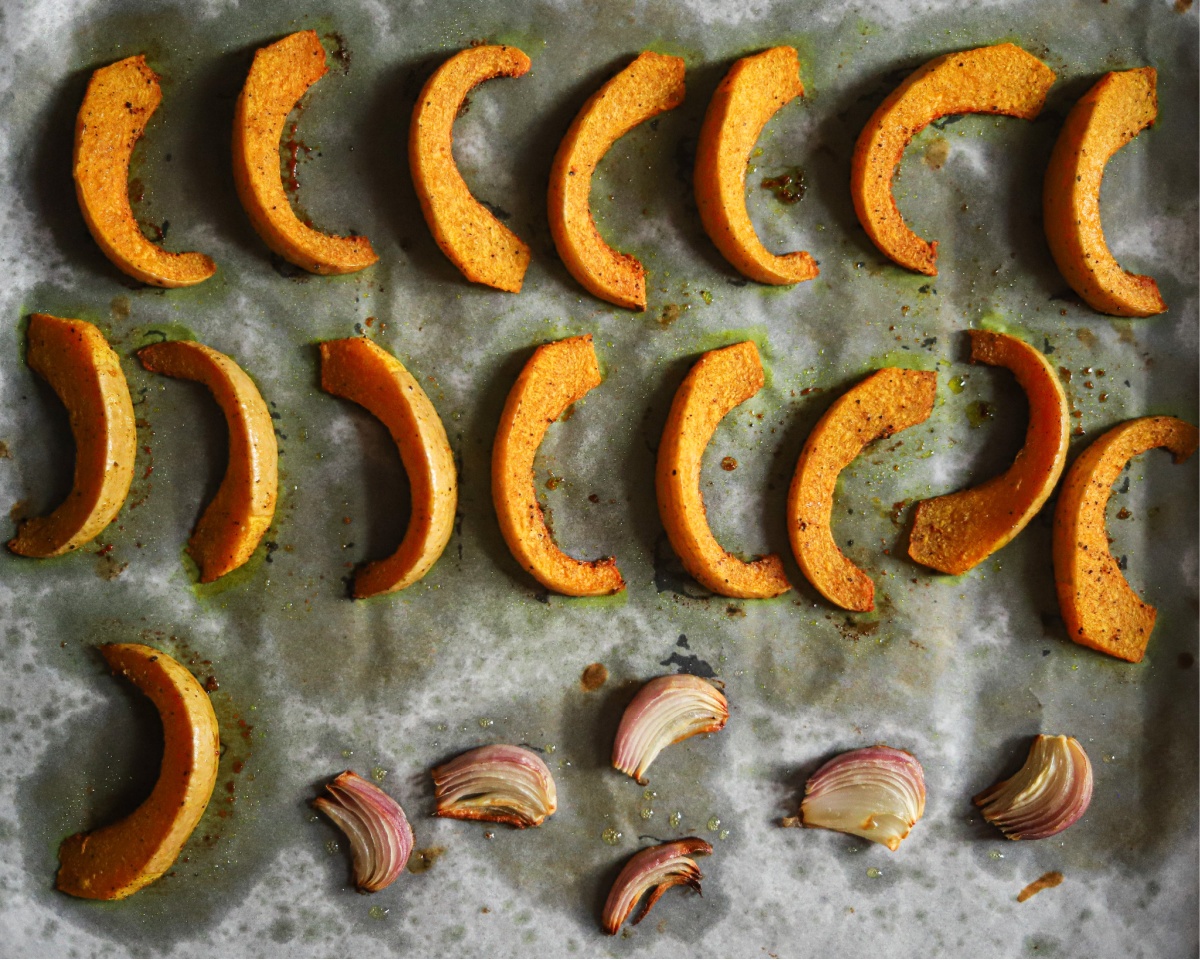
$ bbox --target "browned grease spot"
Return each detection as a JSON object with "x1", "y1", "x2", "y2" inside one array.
[
  {"x1": 0, "y1": 441, "x2": 10, "y2": 459},
  {"x1": 110, "y1": 296, "x2": 131, "y2": 321},
  {"x1": 720, "y1": 456, "x2": 738, "y2": 471},
  {"x1": 1179, "y1": 652, "x2": 1195, "y2": 669},
  {"x1": 1116, "y1": 507, "x2": 1131, "y2": 520},
  {"x1": 1017, "y1": 871, "x2": 1064, "y2": 902},
  {"x1": 923, "y1": 137, "x2": 949, "y2": 170},
  {"x1": 545, "y1": 475, "x2": 563, "y2": 491},
  {"x1": 1075, "y1": 327, "x2": 1098, "y2": 350},
  {"x1": 1176, "y1": 0, "x2": 1193, "y2": 12},
  {"x1": 659, "y1": 303, "x2": 687, "y2": 327},
  {"x1": 408, "y1": 846, "x2": 446, "y2": 874},
  {"x1": 580, "y1": 662, "x2": 608, "y2": 691}
]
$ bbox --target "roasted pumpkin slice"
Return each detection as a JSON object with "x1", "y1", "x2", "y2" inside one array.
[
  {"x1": 694, "y1": 46, "x2": 817, "y2": 285},
  {"x1": 1053, "y1": 416, "x2": 1198, "y2": 663},
  {"x1": 656, "y1": 341, "x2": 790, "y2": 598},
  {"x1": 851, "y1": 43, "x2": 1055, "y2": 275},
  {"x1": 320, "y1": 337, "x2": 458, "y2": 598},
  {"x1": 232, "y1": 30, "x2": 378, "y2": 275},
  {"x1": 57, "y1": 643, "x2": 220, "y2": 900},
  {"x1": 788, "y1": 368, "x2": 936, "y2": 611},
  {"x1": 138, "y1": 341, "x2": 278, "y2": 582},
  {"x1": 492, "y1": 335, "x2": 624, "y2": 596},
  {"x1": 9, "y1": 314, "x2": 136, "y2": 558},
  {"x1": 410, "y1": 45, "x2": 532, "y2": 292},
  {"x1": 74, "y1": 55, "x2": 216, "y2": 287},
  {"x1": 1044, "y1": 67, "x2": 1166, "y2": 317},
  {"x1": 908, "y1": 330, "x2": 1068, "y2": 574},
  {"x1": 548, "y1": 52, "x2": 686, "y2": 310}
]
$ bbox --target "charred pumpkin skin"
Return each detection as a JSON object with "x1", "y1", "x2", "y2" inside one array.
[
  {"x1": 908, "y1": 330, "x2": 1069, "y2": 575},
  {"x1": 1053, "y1": 417, "x2": 1198, "y2": 663},
  {"x1": 788, "y1": 368, "x2": 937, "y2": 611},
  {"x1": 492, "y1": 335, "x2": 624, "y2": 596},
  {"x1": 548, "y1": 52, "x2": 686, "y2": 310},
  {"x1": 320, "y1": 338, "x2": 458, "y2": 598},
  {"x1": 656, "y1": 341, "x2": 790, "y2": 599},
  {"x1": 851, "y1": 43, "x2": 1055, "y2": 275},
  {"x1": 57, "y1": 643, "x2": 220, "y2": 900},
  {"x1": 232, "y1": 30, "x2": 378, "y2": 275},
  {"x1": 9, "y1": 314, "x2": 136, "y2": 558},
  {"x1": 1043, "y1": 67, "x2": 1166, "y2": 317},
  {"x1": 410, "y1": 45, "x2": 532, "y2": 292},
  {"x1": 694, "y1": 46, "x2": 817, "y2": 286},
  {"x1": 138, "y1": 341, "x2": 278, "y2": 582},
  {"x1": 74, "y1": 56, "x2": 216, "y2": 287}
]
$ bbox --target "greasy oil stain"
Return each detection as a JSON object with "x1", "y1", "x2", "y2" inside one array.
[
  {"x1": 407, "y1": 846, "x2": 446, "y2": 874},
  {"x1": 580, "y1": 663, "x2": 608, "y2": 691}
]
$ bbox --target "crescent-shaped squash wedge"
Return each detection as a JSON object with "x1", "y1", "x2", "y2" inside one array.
[
  {"x1": 138, "y1": 341, "x2": 278, "y2": 582},
  {"x1": 656, "y1": 341, "x2": 790, "y2": 598},
  {"x1": 788, "y1": 368, "x2": 937, "y2": 611},
  {"x1": 233, "y1": 30, "x2": 378, "y2": 275},
  {"x1": 409, "y1": 45, "x2": 532, "y2": 292},
  {"x1": 320, "y1": 337, "x2": 458, "y2": 598},
  {"x1": 851, "y1": 43, "x2": 1055, "y2": 275},
  {"x1": 694, "y1": 47, "x2": 817, "y2": 286},
  {"x1": 57, "y1": 643, "x2": 220, "y2": 900},
  {"x1": 492, "y1": 334, "x2": 624, "y2": 596},
  {"x1": 548, "y1": 52, "x2": 686, "y2": 310},
  {"x1": 1052, "y1": 417, "x2": 1198, "y2": 663},
  {"x1": 1043, "y1": 67, "x2": 1166, "y2": 317},
  {"x1": 9, "y1": 314, "x2": 136, "y2": 558},
  {"x1": 74, "y1": 56, "x2": 216, "y2": 287},
  {"x1": 908, "y1": 330, "x2": 1068, "y2": 574}
]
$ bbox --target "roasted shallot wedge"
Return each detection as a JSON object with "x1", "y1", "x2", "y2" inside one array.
[
  {"x1": 432, "y1": 745, "x2": 557, "y2": 828},
  {"x1": 602, "y1": 838, "x2": 712, "y2": 935},
  {"x1": 788, "y1": 745, "x2": 925, "y2": 851},
  {"x1": 612, "y1": 675, "x2": 728, "y2": 784},
  {"x1": 974, "y1": 735, "x2": 1093, "y2": 840},
  {"x1": 313, "y1": 771, "x2": 414, "y2": 893}
]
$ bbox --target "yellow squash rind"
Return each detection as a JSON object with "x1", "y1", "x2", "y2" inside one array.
[
  {"x1": 656, "y1": 341, "x2": 790, "y2": 599},
  {"x1": 548, "y1": 52, "x2": 686, "y2": 310},
  {"x1": 57, "y1": 643, "x2": 220, "y2": 900},
  {"x1": 908, "y1": 330, "x2": 1068, "y2": 574},
  {"x1": 410, "y1": 45, "x2": 532, "y2": 292},
  {"x1": 232, "y1": 30, "x2": 378, "y2": 275},
  {"x1": 9, "y1": 314, "x2": 136, "y2": 558},
  {"x1": 320, "y1": 337, "x2": 458, "y2": 598},
  {"x1": 1052, "y1": 416, "x2": 1198, "y2": 663},
  {"x1": 74, "y1": 55, "x2": 216, "y2": 287},
  {"x1": 851, "y1": 43, "x2": 1055, "y2": 275},
  {"x1": 788, "y1": 368, "x2": 937, "y2": 611},
  {"x1": 694, "y1": 46, "x2": 817, "y2": 286},
  {"x1": 138, "y1": 341, "x2": 278, "y2": 582},
  {"x1": 492, "y1": 335, "x2": 624, "y2": 596}
]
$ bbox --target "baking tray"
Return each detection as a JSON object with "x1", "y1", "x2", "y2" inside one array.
[{"x1": 0, "y1": 0, "x2": 1196, "y2": 956}]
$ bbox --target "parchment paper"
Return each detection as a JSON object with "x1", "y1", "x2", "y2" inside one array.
[{"x1": 0, "y1": 0, "x2": 1196, "y2": 956}]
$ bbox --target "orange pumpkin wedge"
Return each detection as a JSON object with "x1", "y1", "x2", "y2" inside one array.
[
  {"x1": 492, "y1": 335, "x2": 624, "y2": 596},
  {"x1": 410, "y1": 45, "x2": 532, "y2": 292},
  {"x1": 320, "y1": 338, "x2": 458, "y2": 598},
  {"x1": 1053, "y1": 417, "x2": 1198, "y2": 663},
  {"x1": 57, "y1": 643, "x2": 220, "y2": 900},
  {"x1": 74, "y1": 56, "x2": 216, "y2": 287},
  {"x1": 788, "y1": 368, "x2": 936, "y2": 611},
  {"x1": 232, "y1": 30, "x2": 378, "y2": 275},
  {"x1": 656, "y1": 341, "x2": 790, "y2": 598},
  {"x1": 908, "y1": 330, "x2": 1068, "y2": 574},
  {"x1": 548, "y1": 52, "x2": 686, "y2": 310},
  {"x1": 1044, "y1": 67, "x2": 1166, "y2": 317},
  {"x1": 851, "y1": 43, "x2": 1055, "y2": 275},
  {"x1": 138, "y1": 341, "x2": 278, "y2": 582},
  {"x1": 694, "y1": 46, "x2": 817, "y2": 286},
  {"x1": 9, "y1": 314, "x2": 136, "y2": 558}
]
